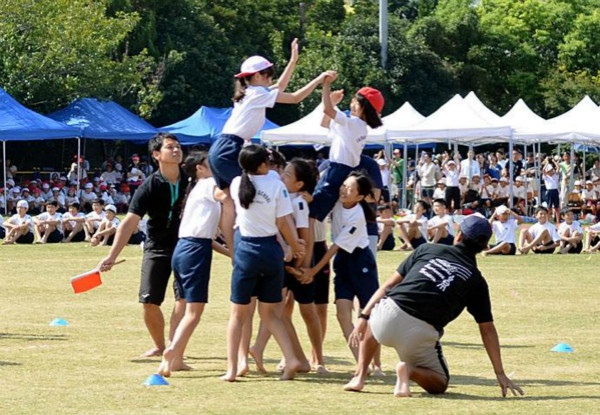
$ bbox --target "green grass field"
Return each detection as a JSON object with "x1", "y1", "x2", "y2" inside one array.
[{"x1": 1, "y1": 242, "x2": 599, "y2": 415}]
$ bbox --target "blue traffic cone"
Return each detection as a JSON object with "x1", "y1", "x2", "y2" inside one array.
[
  {"x1": 551, "y1": 343, "x2": 574, "y2": 353},
  {"x1": 143, "y1": 374, "x2": 169, "y2": 386},
  {"x1": 49, "y1": 318, "x2": 69, "y2": 326}
]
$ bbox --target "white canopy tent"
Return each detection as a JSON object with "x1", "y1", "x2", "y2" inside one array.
[
  {"x1": 261, "y1": 103, "x2": 387, "y2": 145},
  {"x1": 464, "y1": 91, "x2": 504, "y2": 125}
]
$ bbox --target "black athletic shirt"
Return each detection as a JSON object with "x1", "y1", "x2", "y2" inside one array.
[
  {"x1": 358, "y1": 155, "x2": 384, "y2": 236},
  {"x1": 128, "y1": 169, "x2": 188, "y2": 251},
  {"x1": 387, "y1": 243, "x2": 493, "y2": 332}
]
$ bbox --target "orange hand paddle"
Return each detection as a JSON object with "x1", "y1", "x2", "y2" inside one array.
[{"x1": 70, "y1": 260, "x2": 125, "y2": 294}]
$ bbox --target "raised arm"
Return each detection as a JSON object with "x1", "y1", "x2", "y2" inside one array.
[
  {"x1": 276, "y1": 70, "x2": 334, "y2": 105},
  {"x1": 271, "y1": 38, "x2": 298, "y2": 92},
  {"x1": 479, "y1": 322, "x2": 524, "y2": 397},
  {"x1": 321, "y1": 72, "x2": 339, "y2": 119}
]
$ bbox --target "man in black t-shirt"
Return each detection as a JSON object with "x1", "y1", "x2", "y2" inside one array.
[
  {"x1": 99, "y1": 133, "x2": 188, "y2": 359},
  {"x1": 344, "y1": 214, "x2": 523, "y2": 399}
]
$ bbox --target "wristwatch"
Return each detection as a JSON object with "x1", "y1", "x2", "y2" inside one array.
[{"x1": 358, "y1": 313, "x2": 370, "y2": 321}]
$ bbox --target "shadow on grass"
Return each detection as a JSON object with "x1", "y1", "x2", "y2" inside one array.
[
  {"x1": 439, "y1": 391, "x2": 600, "y2": 401},
  {"x1": 0, "y1": 332, "x2": 68, "y2": 341},
  {"x1": 0, "y1": 361, "x2": 21, "y2": 366},
  {"x1": 451, "y1": 374, "x2": 600, "y2": 388},
  {"x1": 444, "y1": 341, "x2": 533, "y2": 349}
]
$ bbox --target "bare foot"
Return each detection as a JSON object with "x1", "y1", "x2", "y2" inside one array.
[
  {"x1": 280, "y1": 358, "x2": 302, "y2": 381},
  {"x1": 220, "y1": 371, "x2": 236, "y2": 382},
  {"x1": 249, "y1": 347, "x2": 267, "y2": 374},
  {"x1": 298, "y1": 360, "x2": 311, "y2": 373},
  {"x1": 393, "y1": 362, "x2": 412, "y2": 397},
  {"x1": 481, "y1": 250, "x2": 488, "y2": 257},
  {"x1": 141, "y1": 347, "x2": 164, "y2": 358},
  {"x1": 343, "y1": 375, "x2": 365, "y2": 392},
  {"x1": 314, "y1": 365, "x2": 330, "y2": 375},
  {"x1": 157, "y1": 358, "x2": 171, "y2": 378},
  {"x1": 237, "y1": 362, "x2": 249, "y2": 377},
  {"x1": 171, "y1": 360, "x2": 193, "y2": 372},
  {"x1": 371, "y1": 365, "x2": 385, "y2": 377},
  {"x1": 276, "y1": 359, "x2": 286, "y2": 373}
]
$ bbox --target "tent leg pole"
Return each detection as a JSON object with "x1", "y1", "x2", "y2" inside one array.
[
  {"x1": 569, "y1": 145, "x2": 575, "y2": 204},
  {"x1": 508, "y1": 138, "x2": 514, "y2": 209},
  {"x1": 77, "y1": 137, "x2": 81, "y2": 195},
  {"x1": 3, "y1": 141, "x2": 7, "y2": 216},
  {"x1": 583, "y1": 146, "x2": 587, "y2": 180},
  {"x1": 402, "y1": 142, "x2": 407, "y2": 210}
]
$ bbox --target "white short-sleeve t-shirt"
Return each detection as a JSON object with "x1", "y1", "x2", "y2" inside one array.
[
  {"x1": 331, "y1": 201, "x2": 369, "y2": 253},
  {"x1": 291, "y1": 194, "x2": 309, "y2": 230},
  {"x1": 101, "y1": 216, "x2": 120, "y2": 229},
  {"x1": 86, "y1": 211, "x2": 106, "y2": 229},
  {"x1": 62, "y1": 212, "x2": 85, "y2": 228},
  {"x1": 406, "y1": 214, "x2": 428, "y2": 238},
  {"x1": 492, "y1": 218, "x2": 518, "y2": 244},
  {"x1": 544, "y1": 173, "x2": 559, "y2": 190},
  {"x1": 558, "y1": 221, "x2": 583, "y2": 236},
  {"x1": 513, "y1": 185, "x2": 526, "y2": 199},
  {"x1": 179, "y1": 177, "x2": 221, "y2": 239},
  {"x1": 582, "y1": 189, "x2": 597, "y2": 200},
  {"x1": 328, "y1": 109, "x2": 368, "y2": 168},
  {"x1": 37, "y1": 212, "x2": 63, "y2": 233},
  {"x1": 231, "y1": 173, "x2": 293, "y2": 237},
  {"x1": 445, "y1": 169, "x2": 460, "y2": 187},
  {"x1": 429, "y1": 214, "x2": 454, "y2": 236},
  {"x1": 528, "y1": 222, "x2": 560, "y2": 242},
  {"x1": 222, "y1": 86, "x2": 278, "y2": 140},
  {"x1": 9, "y1": 214, "x2": 34, "y2": 233}
]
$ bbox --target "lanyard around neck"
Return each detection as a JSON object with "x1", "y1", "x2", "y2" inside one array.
[{"x1": 160, "y1": 173, "x2": 180, "y2": 221}]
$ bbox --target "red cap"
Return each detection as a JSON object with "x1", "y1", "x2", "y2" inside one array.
[
  {"x1": 121, "y1": 185, "x2": 130, "y2": 192},
  {"x1": 100, "y1": 184, "x2": 107, "y2": 191},
  {"x1": 357, "y1": 87, "x2": 384, "y2": 113}
]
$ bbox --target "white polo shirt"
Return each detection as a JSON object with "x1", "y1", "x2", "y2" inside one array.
[
  {"x1": 179, "y1": 177, "x2": 221, "y2": 239},
  {"x1": 222, "y1": 85, "x2": 278, "y2": 140},
  {"x1": 37, "y1": 212, "x2": 63, "y2": 233},
  {"x1": 8, "y1": 214, "x2": 34, "y2": 233},
  {"x1": 558, "y1": 221, "x2": 582, "y2": 236},
  {"x1": 429, "y1": 214, "x2": 454, "y2": 236},
  {"x1": 328, "y1": 109, "x2": 368, "y2": 168},
  {"x1": 331, "y1": 201, "x2": 369, "y2": 253},
  {"x1": 492, "y1": 218, "x2": 518, "y2": 244},
  {"x1": 231, "y1": 173, "x2": 293, "y2": 237},
  {"x1": 528, "y1": 222, "x2": 560, "y2": 242},
  {"x1": 291, "y1": 193, "x2": 309, "y2": 229}
]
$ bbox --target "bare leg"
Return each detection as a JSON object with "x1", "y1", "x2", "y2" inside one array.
[
  {"x1": 336, "y1": 299, "x2": 358, "y2": 361},
  {"x1": 484, "y1": 241, "x2": 510, "y2": 255},
  {"x1": 142, "y1": 303, "x2": 166, "y2": 357},
  {"x1": 344, "y1": 324, "x2": 379, "y2": 391},
  {"x1": 158, "y1": 302, "x2": 205, "y2": 377},
  {"x1": 169, "y1": 299, "x2": 186, "y2": 342},
  {"x1": 299, "y1": 303, "x2": 327, "y2": 372},
  {"x1": 313, "y1": 303, "x2": 328, "y2": 365},
  {"x1": 396, "y1": 223, "x2": 413, "y2": 250},
  {"x1": 238, "y1": 297, "x2": 257, "y2": 376},
  {"x1": 220, "y1": 190, "x2": 235, "y2": 261},
  {"x1": 518, "y1": 230, "x2": 534, "y2": 254},
  {"x1": 249, "y1": 297, "x2": 281, "y2": 374},
  {"x1": 222, "y1": 303, "x2": 250, "y2": 382},
  {"x1": 257, "y1": 302, "x2": 303, "y2": 381}
]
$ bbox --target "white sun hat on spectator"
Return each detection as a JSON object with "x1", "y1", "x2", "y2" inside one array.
[
  {"x1": 85, "y1": 183, "x2": 94, "y2": 189},
  {"x1": 515, "y1": 176, "x2": 523, "y2": 182},
  {"x1": 16, "y1": 200, "x2": 29, "y2": 209},
  {"x1": 6, "y1": 179, "x2": 15, "y2": 186},
  {"x1": 42, "y1": 183, "x2": 50, "y2": 189},
  {"x1": 574, "y1": 180, "x2": 582, "y2": 186},
  {"x1": 104, "y1": 204, "x2": 117, "y2": 213}
]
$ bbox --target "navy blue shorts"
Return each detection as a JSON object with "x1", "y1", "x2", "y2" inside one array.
[
  {"x1": 313, "y1": 241, "x2": 330, "y2": 305},
  {"x1": 545, "y1": 189, "x2": 560, "y2": 209},
  {"x1": 172, "y1": 237, "x2": 213, "y2": 303},
  {"x1": 333, "y1": 247, "x2": 379, "y2": 309},
  {"x1": 231, "y1": 232, "x2": 284, "y2": 305},
  {"x1": 437, "y1": 234, "x2": 454, "y2": 246},
  {"x1": 65, "y1": 228, "x2": 85, "y2": 242},
  {"x1": 16, "y1": 231, "x2": 34, "y2": 244},
  {"x1": 208, "y1": 133, "x2": 244, "y2": 190},
  {"x1": 380, "y1": 232, "x2": 395, "y2": 251},
  {"x1": 310, "y1": 162, "x2": 354, "y2": 221},
  {"x1": 490, "y1": 242, "x2": 516, "y2": 255},
  {"x1": 46, "y1": 229, "x2": 63, "y2": 243},
  {"x1": 411, "y1": 236, "x2": 427, "y2": 249},
  {"x1": 285, "y1": 272, "x2": 316, "y2": 304}
]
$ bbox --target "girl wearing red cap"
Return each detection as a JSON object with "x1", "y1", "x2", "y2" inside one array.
[
  {"x1": 303, "y1": 73, "x2": 384, "y2": 267},
  {"x1": 208, "y1": 38, "x2": 334, "y2": 251}
]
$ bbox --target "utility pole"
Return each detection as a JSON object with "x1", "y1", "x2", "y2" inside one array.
[{"x1": 380, "y1": 0, "x2": 388, "y2": 69}]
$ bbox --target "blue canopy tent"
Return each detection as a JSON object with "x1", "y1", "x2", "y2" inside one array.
[
  {"x1": 161, "y1": 106, "x2": 278, "y2": 145},
  {"x1": 47, "y1": 98, "x2": 158, "y2": 141},
  {"x1": 0, "y1": 87, "x2": 79, "y2": 214}
]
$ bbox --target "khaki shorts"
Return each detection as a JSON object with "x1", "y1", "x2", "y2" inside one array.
[{"x1": 370, "y1": 297, "x2": 450, "y2": 380}]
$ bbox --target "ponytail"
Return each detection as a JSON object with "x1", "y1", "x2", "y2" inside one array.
[
  {"x1": 233, "y1": 77, "x2": 248, "y2": 102},
  {"x1": 238, "y1": 144, "x2": 270, "y2": 209},
  {"x1": 359, "y1": 198, "x2": 376, "y2": 222},
  {"x1": 180, "y1": 151, "x2": 208, "y2": 216}
]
